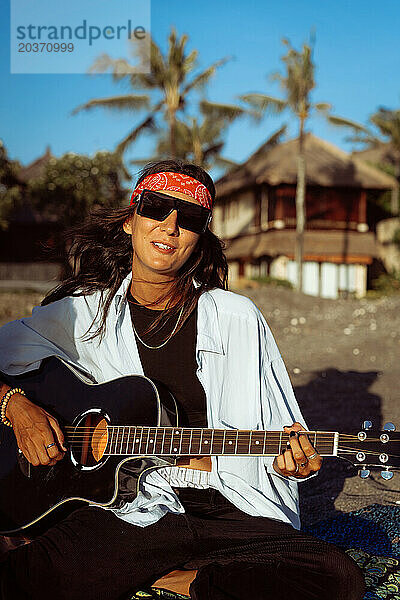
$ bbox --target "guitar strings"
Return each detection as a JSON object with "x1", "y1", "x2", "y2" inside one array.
[
  {"x1": 62, "y1": 431, "x2": 396, "y2": 444},
  {"x1": 62, "y1": 437, "x2": 400, "y2": 460},
  {"x1": 63, "y1": 426, "x2": 396, "y2": 440},
  {"x1": 61, "y1": 433, "x2": 394, "y2": 444},
  {"x1": 62, "y1": 427, "x2": 370, "y2": 439}
]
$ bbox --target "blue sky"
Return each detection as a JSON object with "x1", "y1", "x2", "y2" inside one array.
[{"x1": 1, "y1": 0, "x2": 400, "y2": 181}]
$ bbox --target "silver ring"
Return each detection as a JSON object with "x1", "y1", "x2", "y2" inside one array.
[
  {"x1": 46, "y1": 442, "x2": 56, "y2": 449},
  {"x1": 294, "y1": 464, "x2": 299, "y2": 474},
  {"x1": 306, "y1": 452, "x2": 318, "y2": 460}
]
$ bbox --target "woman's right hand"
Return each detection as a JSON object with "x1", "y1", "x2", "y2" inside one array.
[{"x1": 6, "y1": 393, "x2": 67, "y2": 466}]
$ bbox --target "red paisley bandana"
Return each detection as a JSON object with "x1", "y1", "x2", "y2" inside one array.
[{"x1": 129, "y1": 171, "x2": 213, "y2": 210}]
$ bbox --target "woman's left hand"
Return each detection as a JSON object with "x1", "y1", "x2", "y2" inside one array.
[{"x1": 272, "y1": 422, "x2": 323, "y2": 479}]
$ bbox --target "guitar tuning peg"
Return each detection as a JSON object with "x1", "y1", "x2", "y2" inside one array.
[
  {"x1": 381, "y1": 470, "x2": 394, "y2": 480},
  {"x1": 359, "y1": 469, "x2": 370, "y2": 479},
  {"x1": 383, "y1": 422, "x2": 396, "y2": 431},
  {"x1": 362, "y1": 420, "x2": 373, "y2": 430}
]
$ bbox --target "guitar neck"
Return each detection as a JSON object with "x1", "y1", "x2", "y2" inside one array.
[{"x1": 104, "y1": 427, "x2": 338, "y2": 457}]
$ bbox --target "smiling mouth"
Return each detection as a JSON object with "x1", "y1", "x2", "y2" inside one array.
[{"x1": 151, "y1": 241, "x2": 176, "y2": 252}]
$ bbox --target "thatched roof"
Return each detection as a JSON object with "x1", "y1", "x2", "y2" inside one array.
[
  {"x1": 225, "y1": 229, "x2": 377, "y2": 261},
  {"x1": 216, "y1": 133, "x2": 397, "y2": 198},
  {"x1": 18, "y1": 146, "x2": 53, "y2": 183},
  {"x1": 352, "y1": 142, "x2": 400, "y2": 167}
]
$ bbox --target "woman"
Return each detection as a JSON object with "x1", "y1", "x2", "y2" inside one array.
[{"x1": 0, "y1": 160, "x2": 365, "y2": 600}]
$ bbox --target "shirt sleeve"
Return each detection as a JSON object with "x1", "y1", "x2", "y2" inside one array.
[{"x1": 0, "y1": 297, "x2": 86, "y2": 376}]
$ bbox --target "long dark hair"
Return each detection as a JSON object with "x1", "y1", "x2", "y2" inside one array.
[{"x1": 42, "y1": 159, "x2": 228, "y2": 341}]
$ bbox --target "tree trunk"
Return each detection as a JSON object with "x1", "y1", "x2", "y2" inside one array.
[
  {"x1": 193, "y1": 138, "x2": 203, "y2": 166},
  {"x1": 295, "y1": 121, "x2": 306, "y2": 292},
  {"x1": 169, "y1": 109, "x2": 177, "y2": 158}
]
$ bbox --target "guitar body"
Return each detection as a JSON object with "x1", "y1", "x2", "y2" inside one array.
[
  {"x1": 0, "y1": 358, "x2": 178, "y2": 535},
  {"x1": 1, "y1": 359, "x2": 399, "y2": 537}
]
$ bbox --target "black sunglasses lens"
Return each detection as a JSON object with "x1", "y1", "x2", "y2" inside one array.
[
  {"x1": 138, "y1": 191, "x2": 210, "y2": 233},
  {"x1": 138, "y1": 192, "x2": 171, "y2": 220},
  {"x1": 177, "y1": 205, "x2": 209, "y2": 233}
]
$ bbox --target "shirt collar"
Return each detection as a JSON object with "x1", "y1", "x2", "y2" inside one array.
[{"x1": 114, "y1": 273, "x2": 224, "y2": 355}]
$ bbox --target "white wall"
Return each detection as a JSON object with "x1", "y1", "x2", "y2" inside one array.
[
  {"x1": 271, "y1": 256, "x2": 289, "y2": 280},
  {"x1": 321, "y1": 263, "x2": 338, "y2": 298},
  {"x1": 214, "y1": 191, "x2": 255, "y2": 239},
  {"x1": 285, "y1": 260, "x2": 367, "y2": 298},
  {"x1": 354, "y1": 265, "x2": 367, "y2": 298},
  {"x1": 303, "y1": 262, "x2": 319, "y2": 296}
]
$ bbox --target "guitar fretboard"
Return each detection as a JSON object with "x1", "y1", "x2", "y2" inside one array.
[{"x1": 104, "y1": 427, "x2": 337, "y2": 457}]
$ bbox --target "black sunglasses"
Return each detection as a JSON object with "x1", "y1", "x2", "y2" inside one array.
[{"x1": 135, "y1": 190, "x2": 212, "y2": 234}]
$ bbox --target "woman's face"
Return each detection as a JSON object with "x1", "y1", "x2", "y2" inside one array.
[{"x1": 123, "y1": 189, "x2": 202, "y2": 280}]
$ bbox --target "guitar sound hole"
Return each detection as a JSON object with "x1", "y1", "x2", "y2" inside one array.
[{"x1": 70, "y1": 412, "x2": 108, "y2": 469}]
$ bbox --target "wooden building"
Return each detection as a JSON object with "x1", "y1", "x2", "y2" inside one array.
[
  {"x1": 213, "y1": 134, "x2": 397, "y2": 298},
  {"x1": 352, "y1": 141, "x2": 399, "y2": 215},
  {"x1": 352, "y1": 142, "x2": 400, "y2": 273},
  {"x1": 0, "y1": 146, "x2": 61, "y2": 286}
]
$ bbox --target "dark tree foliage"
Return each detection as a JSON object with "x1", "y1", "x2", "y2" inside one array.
[
  {"x1": 0, "y1": 140, "x2": 24, "y2": 229},
  {"x1": 27, "y1": 151, "x2": 131, "y2": 227}
]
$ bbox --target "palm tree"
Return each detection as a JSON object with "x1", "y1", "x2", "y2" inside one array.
[
  {"x1": 239, "y1": 36, "x2": 355, "y2": 292},
  {"x1": 130, "y1": 99, "x2": 247, "y2": 170},
  {"x1": 345, "y1": 107, "x2": 400, "y2": 214},
  {"x1": 72, "y1": 29, "x2": 234, "y2": 158}
]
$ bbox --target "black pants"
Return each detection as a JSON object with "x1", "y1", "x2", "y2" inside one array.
[{"x1": 1, "y1": 488, "x2": 365, "y2": 600}]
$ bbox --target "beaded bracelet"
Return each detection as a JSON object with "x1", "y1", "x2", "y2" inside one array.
[{"x1": 0, "y1": 387, "x2": 26, "y2": 427}]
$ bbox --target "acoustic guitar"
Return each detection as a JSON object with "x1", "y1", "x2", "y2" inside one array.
[{"x1": 0, "y1": 357, "x2": 398, "y2": 536}]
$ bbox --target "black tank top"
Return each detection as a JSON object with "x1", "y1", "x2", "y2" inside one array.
[{"x1": 127, "y1": 289, "x2": 207, "y2": 428}]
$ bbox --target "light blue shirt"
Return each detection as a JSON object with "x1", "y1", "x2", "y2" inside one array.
[{"x1": 0, "y1": 274, "x2": 314, "y2": 530}]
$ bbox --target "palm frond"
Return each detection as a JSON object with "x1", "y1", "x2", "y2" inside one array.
[
  {"x1": 269, "y1": 71, "x2": 285, "y2": 85},
  {"x1": 115, "y1": 114, "x2": 157, "y2": 155},
  {"x1": 147, "y1": 39, "x2": 167, "y2": 86},
  {"x1": 88, "y1": 54, "x2": 138, "y2": 80},
  {"x1": 202, "y1": 141, "x2": 224, "y2": 160},
  {"x1": 314, "y1": 102, "x2": 331, "y2": 113},
  {"x1": 239, "y1": 93, "x2": 287, "y2": 115},
  {"x1": 129, "y1": 156, "x2": 160, "y2": 166},
  {"x1": 264, "y1": 124, "x2": 287, "y2": 147},
  {"x1": 212, "y1": 156, "x2": 239, "y2": 171},
  {"x1": 182, "y1": 57, "x2": 231, "y2": 95},
  {"x1": 249, "y1": 124, "x2": 287, "y2": 160},
  {"x1": 170, "y1": 31, "x2": 189, "y2": 74},
  {"x1": 199, "y1": 100, "x2": 247, "y2": 123},
  {"x1": 370, "y1": 108, "x2": 400, "y2": 148},
  {"x1": 182, "y1": 49, "x2": 198, "y2": 75},
  {"x1": 345, "y1": 133, "x2": 381, "y2": 146},
  {"x1": 327, "y1": 115, "x2": 370, "y2": 133},
  {"x1": 71, "y1": 95, "x2": 150, "y2": 116}
]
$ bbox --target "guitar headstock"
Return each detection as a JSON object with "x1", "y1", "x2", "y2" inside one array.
[{"x1": 337, "y1": 421, "x2": 400, "y2": 479}]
